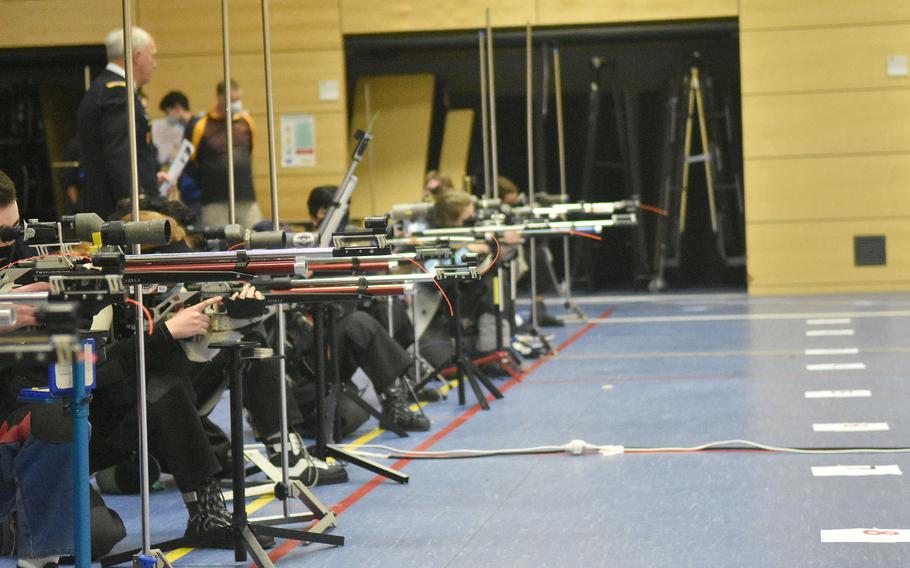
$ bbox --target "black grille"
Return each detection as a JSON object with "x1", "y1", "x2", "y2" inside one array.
[{"x1": 854, "y1": 235, "x2": 886, "y2": 266}]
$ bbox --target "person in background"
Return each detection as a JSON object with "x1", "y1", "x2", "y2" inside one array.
[
  {"x1": 152, "y1": 91, "x2": 192, "y2": 168},
  {"x1": 76, "y1": 27, "x2": 166, "y2": 220},
  {"x1": 152, "y1": 91, "x2": 201, "y2": 210},
  {"x1": 422, "y1": 170, "x2": 454, "y2": 203},
  {"x1": 185, "y1": 79, "x2": 261, "y2": 228}
]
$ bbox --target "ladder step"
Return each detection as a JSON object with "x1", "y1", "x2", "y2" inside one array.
[{"x1": 685, "y1": 153, "x2": 711, "y2": 164}]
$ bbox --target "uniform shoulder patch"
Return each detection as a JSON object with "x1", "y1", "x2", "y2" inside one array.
[{"x1": 105, "y1": 80, "x2": 127, "y2": 89}]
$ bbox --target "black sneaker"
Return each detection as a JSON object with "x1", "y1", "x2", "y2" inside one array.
[{"x1": 381, "y1": 384, "x2": 431, "y2": 431}]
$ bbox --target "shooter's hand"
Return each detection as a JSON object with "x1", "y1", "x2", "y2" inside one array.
[
  {"x1": 165, "y1": 296, "x2": 222, "y2": 339},
  {"x1": 225, "y1": 284, "x2": 266, "y2": 319}
]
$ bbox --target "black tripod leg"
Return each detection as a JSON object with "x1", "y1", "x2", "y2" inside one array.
[
  {"x1": 466, "y1": 360, "x2": 504, "y2": 399},
  {"x1": 326, "y1": 444, "x2": 409, "y2": 483},
  {"x1": 340, "y1": 384, "x2": 409, "y2": 438},
  {"x1": 460, "y1": 361, "x2": 490, "y2": 410}
]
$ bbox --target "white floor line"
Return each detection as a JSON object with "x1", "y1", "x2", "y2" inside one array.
[
  {"x1": 813, "y1": 422, "x2": 889, "y2": 432},
  {"x1": 807, "y1": 317, "x2": 852, "y2": 325},
  {"x1": 805, "y1": 389, "x2": 871, "y2": 398},
  {"x1": 812, "y1": 465, "x2": 900, "y2": 477},
  {"x1": 806, "y1": 329, "x2": 855, "y2": 337},
  {"x1": 806, "y1": 363, "x2": 867, "y2": 371},
  {"x1": 805, "y1": 348, "x2": 859, "y2": 355}
]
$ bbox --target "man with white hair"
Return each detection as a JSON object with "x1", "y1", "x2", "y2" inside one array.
[{"x1": 76, "y1": 27, "x2": 165, "y2": 219}]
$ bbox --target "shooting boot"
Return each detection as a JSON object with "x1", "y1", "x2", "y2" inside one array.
[{"x1": 381, "y1": 382, "x2": 431, "y2": 431}]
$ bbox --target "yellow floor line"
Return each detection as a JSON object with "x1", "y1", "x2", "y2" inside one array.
[{"x1": 166, "y1": 377, "x2": 460, "y2": 563}]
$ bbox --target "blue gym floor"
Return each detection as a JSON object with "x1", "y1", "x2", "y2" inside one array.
[{"x1": 13, "y1": 291, "x2": 910, "y2": 567}]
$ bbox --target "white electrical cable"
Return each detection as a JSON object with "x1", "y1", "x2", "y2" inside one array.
[
  {"x1": 625, "y1": 439, "x2": 910, "y2": 455},
  {"x1": 334, "y1": 439, "x2": 910, "y2": 460}
]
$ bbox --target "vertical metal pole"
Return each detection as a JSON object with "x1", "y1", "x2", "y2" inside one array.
[
  {"x1": 411, "y1": 290, "x2": 421, "y2": 385},
  {"x1": 71, "y1": 351, "x2": 90, "y2": 568},
  {"x1": 259, "y1": 0, "x2": 291, "y2": 518},
  {"x1": 486, "y1": 9, "x2": 499, "y2": 199},
  {"x1": 386, "y1": 296, "x2": 394, "y2": 337},
  {"x1": 553, "y1": 47, "x2": 574, "y2": 311},
  {"x1": 120, "y1": 5, "x2": 152, "y2": 554},
  {"x1": 478, "y1": 31, "x2": 491, "y2": 197},
  {"x1": 525, "y1": 22, "x2": 540, "y2": 331},
  {"x1": 222, "y1": 0, "x2": 237, "y2": 224}
]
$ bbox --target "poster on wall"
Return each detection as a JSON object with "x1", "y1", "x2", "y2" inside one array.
[{"x1": 281, "y1": 113, "x2": 316, "y2": 167}]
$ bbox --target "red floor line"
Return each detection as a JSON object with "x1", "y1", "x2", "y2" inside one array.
[{"x1": 262, "y1": 308, "x2": 613, "y2": 565}]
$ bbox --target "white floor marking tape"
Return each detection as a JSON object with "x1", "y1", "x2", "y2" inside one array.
[
  {"x1": 805, "y1": 389, "x2": 871, "y2": 399},
  {"x1": 821, "y1": 528, "x2": 910, "y2": 543},
  {"x1": 806, "y1": 363, "x2": 867, "y2": 371},
  {"x1": 812, "y1": 465, "x2": 901, "y2": 477},
  {"x1": 805, "y1": 348, "x2": 859, "y2": 355},
  {"x1": 807, "y1": 318, "x2": 852, "y2": 325},
  {"x1": 813, "y1": 422, "x2": 889, "y2": 432},
  {"x1": 806, "y1": 329, "x2": 854, "y2": 337}
]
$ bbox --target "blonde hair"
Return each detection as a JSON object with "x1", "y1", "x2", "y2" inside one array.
[{"x1": 433, "y1": 189, "x2": 473, "y2": 227}]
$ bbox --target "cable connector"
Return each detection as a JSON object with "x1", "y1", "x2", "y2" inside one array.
[
  {"x1": 598, "y1": 445, "x2": 624, "y2": 456},
  {"x1": 565, "y1": 439, "x2": 589, "y2": 455}
]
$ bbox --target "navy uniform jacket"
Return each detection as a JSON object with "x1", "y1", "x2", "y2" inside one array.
[{"x1": 76, "y1": 68, "x2": 157, "y2": 219}]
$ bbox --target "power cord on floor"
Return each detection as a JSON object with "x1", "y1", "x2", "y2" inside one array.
[{"x1": 334, "y1": 439, "x2": 910, "y2": 460}]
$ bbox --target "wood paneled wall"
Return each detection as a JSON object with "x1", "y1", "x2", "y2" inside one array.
[
  {"x1": 740, "y1": 0, "x2": 910, "y2": 294},
  {"x1": 338, "y1": 0, "x2": 737, "y2": 33}
]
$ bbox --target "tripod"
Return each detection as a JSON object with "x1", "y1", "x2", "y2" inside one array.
[
  {"x1": 102, "y1": 341, "x2": 343, "y2": 568},
  {"x1": 430, "y1": 279, "x2": 504, "y2": 410},
  {"x1": 311, "y1": 304, "x2": 410, "y2": 483}
]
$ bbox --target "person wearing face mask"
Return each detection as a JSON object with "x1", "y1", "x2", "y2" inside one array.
[
  {"x1": 184, "y1": 79, "x2": 262, "y2": 228},
  {"x1": 151, "y1": 91, "x2": 192, "y2": 168},
  {"x1": 152, "y1": 91, "x2": 202, "y2": 211},
  {"x1": 76, "y1": 27, "x2": 168, "y2": 220}
]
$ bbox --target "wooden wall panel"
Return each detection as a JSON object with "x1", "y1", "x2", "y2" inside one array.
[
  {"x1": 138, "y1": 0, "x2": 341, "y2": 55},
  {"x1": 0, "y1": 0, "x2": 120, "y2": 48},
  {"x1": 741, "y1": 24, "x2": 910, "y2": 94},
  {"x1": 740, "y1": 0, "x2": 910, "y2": 31},
  {"x1": 537, "y1": 0, "x2": 736, "y2": 25},
  {"x1": 340, "y1": 0, "x2": 535, "y2": 34},
  {"x1": 742, "y1": 90, "x2": 910, "y2": 159},
  {"x1": 747, "y1": 218, "x2": 910, "y2": 294},
  {"x1": 437, "y1": 109, "x2": 475, "y2": 187},
  {"x1": 252, "y1": 173, "x2": 346, "y2": 223},
  {"x1": 348, "y1": 75, "x2": 435, "y2": 219},
  {"x1": 745, "y1": 155, "x2": 910, "y2": 223}
]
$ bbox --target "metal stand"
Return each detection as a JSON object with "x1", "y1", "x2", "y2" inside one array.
[
  {"x1": 430, "y1": 280, "x2": 504, "y2": 410},
  {"x1": 103, "y1": 342, "x2": 342, "y2": 568},
  {"x1": 310, "y1": 306, "x2": 409, "y2": 483},
  {"x1": 551, "y1": 46, "x2": 586, "y2": 321}
]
